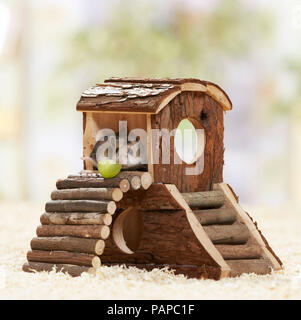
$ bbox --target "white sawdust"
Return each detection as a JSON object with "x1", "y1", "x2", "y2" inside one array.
[{"x1": 0, "y1": 202, "x2": 300, "y2": 300}]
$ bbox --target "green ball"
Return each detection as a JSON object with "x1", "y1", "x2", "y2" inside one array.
[{"x1": 97, "y1": 159, "x2": 122, "y2": 179}]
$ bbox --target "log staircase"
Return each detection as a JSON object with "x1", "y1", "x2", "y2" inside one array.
[{"x1": 23, "y1": 172, "x2": 282, "y2": 279}]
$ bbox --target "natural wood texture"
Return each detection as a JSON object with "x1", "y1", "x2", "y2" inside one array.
[
  {"x1": 227, "y1": 259, "x2": 272, "y2": 277},
  {"x1": 128, "y1": 175, "x2": 141, "y2": 190},
  {"x1": 103, "y1": 181, "x2": 233, "y2": 280},
  {"x1": 56, "y1": 177, "x2": 130, "y2": 193},
  {"x1": 82, "y1": 112, "x2": 99, "y2": 171},
  {"x1": 31, "y1": 237, "x2": 105, "y2": 255},
  {"x1": 203, "y1": 224, "x2": 249, "y2": 245},
  {"x1": 118, "y1": 171, "x2": 152, "y2": 190},
  {"x1": 51, "y1": 188, "x2": 123, "y2": 202},
  {"x1": 103, "y1": 209, "x2": 221, "y2": 268},
  {"x1": 45, "y1": 200, "x2": 116, "y2": 215},
  {"x1": 77, "y1": 83, "x2": 180, "y2": 114},
  {"x1": 164, "y1": 184, "x2": 230, "y2": 278},
  {"x1": 182, "y1": 190, "x2": 225, "y2": 208},
  {"x1": 215, "y1": 245, "x2": 262, "y2": 260},
  {"x1": 36, "y1": 224, "x2": 110, "y2": 240},
  {"x1": 103, "y1": 263, "x2": 221, "y2": 280},
  {"x1": 40, "y1": 212, "x2": 112, "y2": 226},
  {"x1": 22, "y1": 261, "x2": 94, "y2": 277},
  {"x1": 151, "y1": 92, "x2": 224, "y2": 192},
  {"x1": 147, "y1": 114, "x2": 154, "y2": 179},
  {"x1": 112, "y1": 207, "x2": 143, "y2": 254},
  {"x1": 121, "y1": 164, "x2": 148, "y2": 171},
  {"x1": 103, "y1": 77, "x2": 232, "y2": 111},
  {"x1": 109, "y1": 184, "x2": 230, "y2": 279},
  {"x1": 216, "y1": 183, "x2": 282, "y2": 271},
  {"x1": 82, "y1": 112, "x2": 147, "y2": 170},
  {"x1": 27, "y1": 250, "x2": 101, "y2": 268},
  {"x1": 117, "y1": 184, "x2": 183, "y2": 211},
  {"x1": 193, "y1": 206, "x2": 237, "y2": 225}
]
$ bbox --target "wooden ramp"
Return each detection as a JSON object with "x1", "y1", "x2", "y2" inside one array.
[{"x1": 23, "y1": 174, "x2": 282, "y2": 279}]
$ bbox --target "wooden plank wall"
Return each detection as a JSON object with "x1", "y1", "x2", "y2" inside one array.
[{"x1": 150, "y1": 92, "x2": 224, "y2": 192}]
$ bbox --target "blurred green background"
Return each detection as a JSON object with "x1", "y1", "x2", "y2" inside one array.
[{"x1": 0, "y1": 0, "x2": 300, "y2": 207}]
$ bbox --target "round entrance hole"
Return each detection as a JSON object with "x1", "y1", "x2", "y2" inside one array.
[
  {"x1": 112, "y1": 208, "x2": 143, "y2": 254},
  {"x1": 174, "y1": 119, "x2": 205, "y2": 164}
]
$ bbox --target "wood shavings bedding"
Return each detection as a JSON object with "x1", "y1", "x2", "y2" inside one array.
[{"x1": 0, "y1": 202, "x2": 300, "y2": 300}]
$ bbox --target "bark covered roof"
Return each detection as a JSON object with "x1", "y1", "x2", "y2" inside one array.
[{"x1": 76, "y1": 77, "x2": 232, "y2": 114}]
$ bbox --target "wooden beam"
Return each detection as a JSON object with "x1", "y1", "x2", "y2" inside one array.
[
  {"x1": 23, "y1": 261, "x2": 94, "y2": 277},
  {"x1": 227, "y1": 259, "x2": 272, "y2": 277},
  {"x1": 27, "y1": 250, "x2": 101, "y2": 268},
  {"x1": 56, "y1": 177, "x2": 130, "y2": 193},
  {"x1": 51, "y1": 188, "x2": 123, "y2": 202},
  {"x1": 203, "y1": 224, "x2": 249, "y2": 245},
  {"x1": 36, "y1": 224, "x2": 110, "y2": 240},
  {"x1": 45, "y1": 200, "x2": 116, "y2": 215},
  {"x1": 193, "y1": 207, "x2": 237, "y2": 225},
  {"x1": 215, "y1": 245, "x2": 262, "y2": 260},
  {"x1": 30, "y1": 237, "x2": 105, "y2": 255},
  {"x1": 40, "y1": 212, "x2": 112, "y2": 226},
  {"x1": 182, "y1": 191, "x2": 225, "y2": 208}
]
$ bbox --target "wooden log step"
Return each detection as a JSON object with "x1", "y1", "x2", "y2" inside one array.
[
  {"x1": 22, "y1": 261, "x2": 94, "y2": 277},
  {"x1": 27, "y1": 250, "x2": 101, "y2": 268},
  {"x1": 182, "y1": 191, "x2": 225, "y2": 209},
  {"x1": 51, "y1": 188, "x2": 123, "y2": 202},
  {"x1": 45, "y1": 200, "x2": 116, "y2": 215},
  {"x1": 57, "y1": 177, "x2": 130, "y2": 193},
  {"x1": 215, "y1": 244, "x2": 262, "y2": 260},
  {"x1": 30, "y1": 237, "x2": 105, "y2": 255},
  {"x1": 128, "y1": 175, "x2": 141, "y2": 190},
  {"x1": 227, "y1": 259, "x2": 272, "y2": 277},
  {"x1": 36, "y1": 224, "x2": 110, "y2": 240},
  {"x1": 40, "y1": 212, "x2": 112, "y2": 226},
  {"x1": 69, "y1": 172, "x2": 101, "y2": 179},
  {"x1": 193, "y1": 207, "x2": 237, "y2": 225},
  {"x1": 203, "y1": 224, "x2": 249, "y2": 244},
  {"x1": 118, "y1": 171, "x2": 152, "y2": 190}
]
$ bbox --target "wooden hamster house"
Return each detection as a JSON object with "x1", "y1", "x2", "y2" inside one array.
[{"x1": 23, "y1": 77, "x2": 282, "y2": 279}]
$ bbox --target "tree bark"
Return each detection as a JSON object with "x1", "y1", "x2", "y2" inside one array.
[
  {"x1": 51, "y1": 188, "x2": 123, "y2": 202},
  {"x1": 102, "y1": 210, "x2": 220, "y2": 267},
  {"x1": 22, "y1": 261, "x2": 94, "y2": 277},
  {"x1": 27, "y1": 250, "x2": 101, "y2": 267},
  {"x1": 36, "y1": 224, "x2": 110, "y2": 240},
  {"x1": 182, "y1": 191, "x2": 225, "y2": 208},
  {"x1": 57, "y1": 177, "x2": 130, "y2": 193},
  {"x1": 117, "y1": 184, "x2": 183, "y2": 211},
  {"x1": 40, "y1": 212, "x2": 112, "y2": 226},
  {"x1": 45, "y1": 200, "x2": 116, "y2": 215},
  {"x1": 30, "y1": 237, "x2": 105, "y2": 255}
]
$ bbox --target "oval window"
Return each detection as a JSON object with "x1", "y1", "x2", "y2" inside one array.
[{"x1": 175, "y1": 119, "x2": 205, "y2": 164}]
